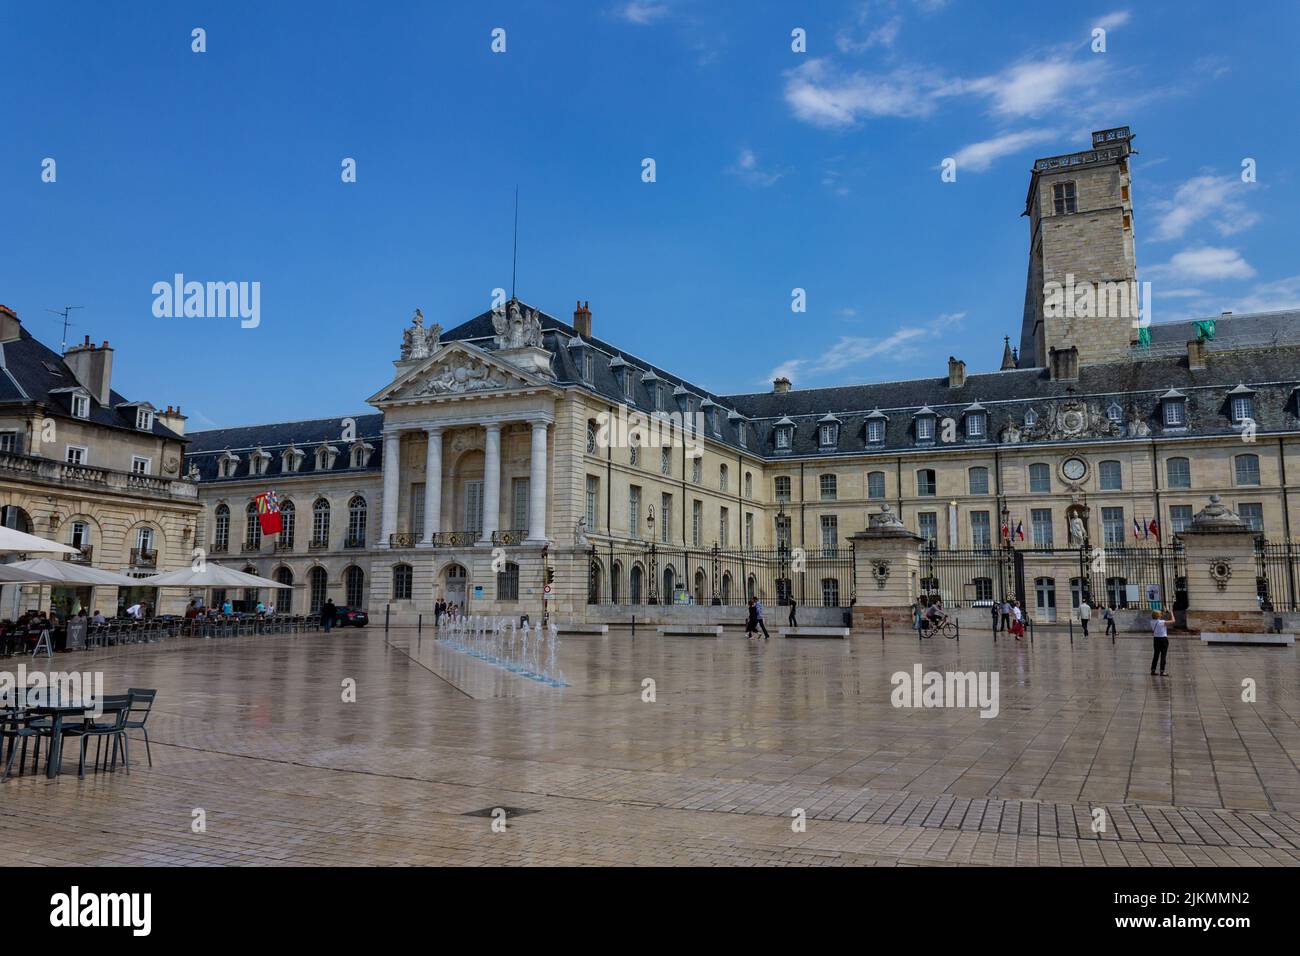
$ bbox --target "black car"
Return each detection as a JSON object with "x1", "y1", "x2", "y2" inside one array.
[{"x1": 332, "y1": 606, "x2": 369, "y2": 627}]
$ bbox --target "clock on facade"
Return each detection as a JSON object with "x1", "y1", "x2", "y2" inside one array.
[{"x1": 1061, "y1": 457, "x2": 1088, "y2": 482}]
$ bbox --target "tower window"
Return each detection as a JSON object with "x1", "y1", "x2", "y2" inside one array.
[{"x1": 1052, "y1": 182, "x2": 1077, "y2": 215}]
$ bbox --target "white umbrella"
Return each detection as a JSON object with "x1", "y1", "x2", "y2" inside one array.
[
  {"x1": 140, "y1": 563, "x2": 291, "y2": 589},
  {"x1": 0, "y1": 526, "x2": 79, "y2": 556},
  {"x1": 0, "y1": 563, "x2": 61, "y2": 583},
  {"x1": 6, "y1": 558, "x2": 142, "y2": 587}
]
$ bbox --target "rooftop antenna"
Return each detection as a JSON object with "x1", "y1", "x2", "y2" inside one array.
[
  {"x1": 45, "y1": 306, "x2": 83, "y2": 354},
  {"x1": 511, "y1": 185, "x2": 519, "y2": 300}
]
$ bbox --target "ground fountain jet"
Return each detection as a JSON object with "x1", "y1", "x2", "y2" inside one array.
[{"x1": 438, "y1": 615, "x2": 567, "y2": 687}]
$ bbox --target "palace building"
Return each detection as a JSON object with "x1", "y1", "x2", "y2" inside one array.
[{"x1": 182, "y1": 127, "x2": 1300, "y2": 626}]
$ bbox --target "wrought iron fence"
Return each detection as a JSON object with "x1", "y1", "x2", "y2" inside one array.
[
  {"x1": 587, "y1": 542, "x2": 855, "y2": 608},
  {"x1": 1256, "y1": 540, "x2": 1299, "y2": 612}
]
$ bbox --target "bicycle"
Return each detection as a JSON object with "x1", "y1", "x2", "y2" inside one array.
[{"x1": 919, "y1": 616, "x2": 958, "y2": 639}]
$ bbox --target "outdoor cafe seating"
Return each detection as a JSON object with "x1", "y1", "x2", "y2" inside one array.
[{"x1": 1, "y1": 686, "x2": 157, "y2": 782}]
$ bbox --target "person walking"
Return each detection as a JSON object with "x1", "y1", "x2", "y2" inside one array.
[
  {"x1": 322, "y1": 598, "x2": 336, "y2": 633},
  {"x1": 1078, "y1": 597, "x2": 1091, "y2": 637},
  {"x1": 1103, "y1": 604, "x2": 1117, "y2": 637},
  {"x1": 999, "y1": 599, "x2": 1012, "y2": 634},
  {"x1": 788, "y1": 596, "x2": 798, "y2": 628},
  {"x1": 744, "y1": 598, "x2": 758, "y2": 639},
  {"x1": 990, "y1": 601, "x2": 999, "y2": 632},
  {"x1": 1010, "y1": 600, "x2": 1024, "y2": 640},
  {"x1": 1150, "y1": 608, "x2": 1173, "y2": 676},
  {"x1": 754, "y1": 598, "x2": 771, "y2": 640}
]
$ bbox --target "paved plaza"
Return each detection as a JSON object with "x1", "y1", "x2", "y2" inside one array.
[{"x1": 3, "y1": 625, "x2": 1299, "y2": 867}]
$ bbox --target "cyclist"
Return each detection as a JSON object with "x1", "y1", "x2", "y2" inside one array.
[{"x1": 923, "y1": 598, "x2": 948, "y2": 634}]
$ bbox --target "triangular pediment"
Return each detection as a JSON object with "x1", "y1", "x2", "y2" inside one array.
[{"x1": 367, "y1": 341, "x2": 552, "y2": 406}]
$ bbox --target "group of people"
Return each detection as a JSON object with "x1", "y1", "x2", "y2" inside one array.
[
  {"x1": 744, "y1": 597, "x2": 773, "y2": 639},
  {"x1": 433, "y1": 598, "x2": 464, "y2": 627}
]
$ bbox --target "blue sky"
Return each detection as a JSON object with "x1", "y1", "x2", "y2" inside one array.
[{"x1": 3, "y1": 0, "x2": 1298, "y2": 429}]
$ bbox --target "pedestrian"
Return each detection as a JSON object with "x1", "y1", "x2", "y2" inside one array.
[
  {"x1": 788, "y1": 596, "x2": 798, "y2": 628},
  {"x1": 1150, "y1": 608, "x2": 1173, "y2": 676},
  {"x1": 754, "y1": 597, "x2": 771, "y2": 640},
  {"x1": 1103, "y1": 604, "x2": 1117, "y2": 637},
  {"x1": 434, "y1": 597, "x2": 444, "y2": 627},
  {"x1": 999, "y1": 598, "x2": 1012, "y2": 633},
  {"x1": 222, "y1": 598, "x2": 233, "y2": 616},
  {"x1": 990, "y1": 601, "x2": 999, "y2": 632},
  {"x1": 322, "y1": 598, "x2": 336, "y2": 633},
  {"x1": 1010, "y1": 600, "x2": 1024, "y2": 640},
  {"x1": 744, "y1": 598, "x2": 758, "y2": 638},
  {"x1": 1078, "y1": 596, "x2": 1091, "y2": 637}
]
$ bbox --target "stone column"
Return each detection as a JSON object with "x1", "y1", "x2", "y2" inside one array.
[
  {"x1": 1180, "y1": 495, "x2": 1265, "y2": 634},
  {"x1": 423, "y1": 428, "x2": 443, "y2": 543},
  {"x1": 527, "y1": 421, "x2": 548, "y2": 543},
  {"x1": 381, "y1": 430, "x2": 401, "y2": 547},
  {"x1": 480, "y1": 423, "x2": 501, "y2": 544},
  {"x1": 849, "y1": 504, "x2": 925, "y2": 632}
]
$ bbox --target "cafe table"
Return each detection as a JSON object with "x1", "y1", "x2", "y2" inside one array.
[{"x1": 28, "y1": 700, "x2": 92, "y2": 779}]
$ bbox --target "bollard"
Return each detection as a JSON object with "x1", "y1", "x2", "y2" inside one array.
[
  {"x1": 418, "y1": 613, "x2": 422, "y2": 638},
  {"x1": 955, "y1": 618, "x2": 960, "y2": 642},
  {"x1": 881, "y1": 616, "x2": 885, "y2": 642},
  {"x1": 631, "y1": 615, "x2": 636, "y2": 639},
  {"x1": 385, "y1": 604, "x2": 390, "y2": 636},
  {"x1": 1069, "y1": 620, "x2": 1074, "y2": 645},
  {"x1": 1029, "y1": 617, "x2": 1034, "y2": 643}
]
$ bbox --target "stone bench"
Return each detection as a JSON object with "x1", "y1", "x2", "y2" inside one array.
[
  {"x1": 780, "y1": 627, "x2": 851, "y2": 639},
  {"x1": 1200, "y1": 631, "x2": 1295, "y2": 646},
  {"x1": 657, "y1": 625, "x2": 723, "y2": 637},
  {"x1": 555, "y1": 623, "x2": 608, "y2": 635}
]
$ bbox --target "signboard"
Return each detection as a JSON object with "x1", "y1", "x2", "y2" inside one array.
[{"x1": 473, "y1": 585, "x2": 484, "y2": 599}]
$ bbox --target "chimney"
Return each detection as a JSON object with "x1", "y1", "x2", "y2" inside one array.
[
  {"x1": 573, "y1": 300, "x2": 592, "y2": 338},
  {"x1": 772, "y1": 376, "x2": 791, "y2": 394},
  {"x1": 0, "y1": 305, "x2": 21, "y2": 343},
  {"x1": 63, "y1": 337, "x2": 115, "y2": 406},
  {"x1": 1187, "y1": 339, "x2": 1208, "y2": 371},
  {"x1": 158, "y1": 404, "x2": 188, "y2": 436},
  {"x1": 947, "y1": 356, "x2": 967, "y2": 388},
  {"x1": 1049, "y1": 346, "x2": 1079, "y2": 381}
]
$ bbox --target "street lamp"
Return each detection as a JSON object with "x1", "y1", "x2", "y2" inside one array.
[{"x1": 646, "y1": 505, "x2": 659, "y2": 604}]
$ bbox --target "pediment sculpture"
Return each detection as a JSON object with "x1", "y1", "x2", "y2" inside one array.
[
  {"x1": 400, "y1": 309, "x2": 442, "y2": 361},
  {"x1": 492, "y1": 298, "x2": 544, "y2": 350},
  {"x1": 414, "y1": 356, "x2": 514, "y2": 396}
]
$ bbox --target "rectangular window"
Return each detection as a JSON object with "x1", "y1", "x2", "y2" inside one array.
[
  {"x1": 1231, "y1": 396, "x2": 1253, "y2": 422},
  {"x1": 1166, "y1": 457, "x2": 1191, "y2": 489},
  {"x1": 744, "y1": 512, "x2": 754, "y2": 549},
  {"x1": 585, "y1": 475, "x2": 599, "y2": 529},
  {"x1": 692, "y1": 500, "x2": 702, "y2": 546},
  {"x1": 820, "y1": 514, "x2": 838, "y2": 554},
  {"x1": 971, "y1": 511, "x2": 991, "y2": 549},
  {"x1": 775, "y1": 514, "x2": 791, "y2": 549},
  {"x1": 409, "y1": 482, "x2": 425, "y2": 536},
  {"x1": 136, "y1": 408, "x2": 153, "y2": 430},
  {"x1": 867, "y1": 419, "x2": 885, "y2": 444},
  {"x1": 512, "y1": 477, "x2": 529, "y2": 531},
  {"x1": 1099, "y1": 460, "x2": 1122, "y2": 490},
  {"x1": 131, "y1": 456, "x2": 151, "y2": 475},
  {"x1": 738, "y1": 423, "x2": 746, "y2": 448},
  {"x1": 661, "y1": 493, "x2": 672, "y2": 543},
  {"x1": 775, "y1": 476, "x2": 791, "y2": 502},
  {"x1": 583, "y1": 352, "x2": 594, "y2": 382},
  {"x1": 72, "y1": 394, "x2": 89, "y2": 418},
  {"x1": 629, "y1": 485, "x2": 641, "y2": 538},
  {"x1": 918, "y1": 512, "x2": 937, "y2": 545},
  {"x1": 821, "y1": 578, "x2": 839, "y2": 608},
  {"x1": 1238, "y1": 503, "x2": 1263, "y2": 532},
  {"x1": 917, "y1": 469, "x2": 936, "y2": 496},
  {"x1": 820, "y1": 474, "x2": 837, "y2": 500},
  {"x1": 916, "y1": 417, "x2": 934, "y2": 442},
  {"x1": 0, "y1": 430, "x2": 16, "y2": 453},
  {"x1": 719, "y1": 507, "x2": 729, "y2": 546},
  {"x1": 1169, "y1": 505, "x2": 1193, "y2": 533},
  {"x1": 968, "y1": 467, "x2": 989, "y2": 496},
  {"x1": 1235, "y1": 455, "x2": 1260, "y2": 486},
  {"x1": 867, "y1": 472, "x2": 886, "y2": 499},
  {"x1": 1102, "y1": 506, "x2": 1125, "y2": 546},
  {"x1": 1052, "y1": 181, "x2": 1077, "y2": 214},
  {"x1": 966, "y1": 414, "x2": 984, "y2": 438},
  {"x1": 465, "y1": 480, "x2": 483, "y2": 535},
  {"x1": 1029, "y1": 463, "x2": 1050, "y2": 493},
  {"x1": 1031, "y1": 508, "x2": 1053, "y2": 548},
  {"x1": 66, "y1": 445, "x2": 87, "y2": 465},
  {"x1": 1164, "y1": 400, "x2": 1186, "y2": 427},
  {"x1": 691, "y1": 456, "x2": 702, "y2": 483},
  {"x1": 776, "y1": 428, "x2": 791, "y2": 450}
]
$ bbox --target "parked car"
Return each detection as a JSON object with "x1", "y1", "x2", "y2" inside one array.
[{"x1": 333, "y1": 606, "x2": 369, "y2": 627}]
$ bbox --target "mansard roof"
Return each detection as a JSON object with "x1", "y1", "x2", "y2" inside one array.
[{"x1": 185, "y1": 413, "x2": 384, "y2": 482}]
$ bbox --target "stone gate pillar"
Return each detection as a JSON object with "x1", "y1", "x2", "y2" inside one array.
[
  {"x1": 849, "y1": 505, "x2": 924, "y2": 632},
  {"x1": 1179, "y1": 495, "x2": 1264, "y2": 634}
]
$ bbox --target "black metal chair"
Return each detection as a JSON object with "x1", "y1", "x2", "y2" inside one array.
[
  {"x1": 122, "y1": 688, "x2": 156, "y2": 767},
  {"x1": 0, "y1": 708, "x2": 43, "y2": 782},
  {"x1": 64, "y1": 693, "x2": 133, "y2": 778}
]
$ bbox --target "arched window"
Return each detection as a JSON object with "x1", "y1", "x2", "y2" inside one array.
[
  {"x1": 867, "y1": 471, "x2": 886, "y2": 499},
  {"x1": 630, "y1": 565, "x2": 643, "y2": 604},
  {"x1": 588, "y1": 560, "x2": 602, "y2": 605},
  {"x1": 392, "y1": 563, "x2": 413, "y2": 601},
  {"x1": 721, "y1": 572, "x2": 732, "y2": 605},
  {"x1": 213, "y1": 503, "x2": 230, "y2": 552},
  {"x1": 719, "y1": 464, "x2": 729, "y2": 491},
  {"x1": 275, "y1": 567, "x2": 294, "y2": 613},
  {"x1": 244, "y1": 500, "x2": 261, "y2": 550},
  {"x1": 1234, "y1": 453, "x2": 1260, "y2": 486},
  {"x1": 309, "y1": 566, "x2": 328, "y2": 613},
  {"x1": 345, "y1": 566, "x2": 365, "y2": 607},
  {"x1": 1166, "y1": 457, "x2": 1191, "y2": 489},
  {"x1": 611, "y1": 562, "x2": 622, "y2": 604},
  {"x1": 347, "y1": 495, "x2": 367, "y2": 547},
  {"x1": 694, "y1": 568, "x2": 706, "y2": 605},
  {"x1": 662, "y1": 565, "x2": 675, "y2": 601},
  {"x1": 278, "y1": 500, "x2": 295, "y2": 549},
  {"x1": 744, "y1": 472, "x2": 753, "y2": 498},
  {"x1": 498, "y1": 561, "x2": 519, "y2": 601},
  {"x1": 312, "y1": 498, "x2": 331, "y2": 547},
  {"x1": 586, "y1": 419, "x2": 598, "y2": 454}
]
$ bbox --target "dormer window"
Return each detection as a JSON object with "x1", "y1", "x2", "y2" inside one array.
[
  {"x1": 315, "y1": 444, "x2": 339, "y2": 470},
  {"x1": 1106, "y1": 403, "x2": 1123, "y2": 423},
  {"x1": 1024, "y1": 409, "x2": 1038, "y2": 428},
  {"x1": 251, "y1": 447, "x2": 272, "y2": 476},
  {"x1": 737, "y1": 422, "x2": 747, "y2": 448},
  {"x1": 866, "y1": 409, "x2": 887, "y2": 445},
  {"x1": 283, "y1": 444, "x2": 305, "y2": 473},
  {"x1": 582, "y1": 352, "x2": 594, "y2": 383},
  {"x1": 655, "y1": 383, "x2": 668, "y2": 412},
  {"x1": 1228, "y1": 384, "x2": 1255, "y2": 426},
  {"x1": 71, "y1": 394, "x2": 89, "y2": 419},
  {"x1": 1161, "y1": 389, "x2": 1187, "y2": 428},
  {"x1": 914, "y1": 407, "x2": 936, "y2": 443},
  {"x1": 774, "y1": 416, "x2": 794, "y2": 451},
  {"x1": 218, "y1": 451, "x2": 240, "y2": 478},
  {"x1": 622, "y1": 368, "x2": 635, "y2": 398},
  {"x1": 136, "y1": 408, "x2": 153, "y2": 431},
  {"x1": 349, "y1": 442, "x2": 373, "y2": 468},
  {"x1": 818, "y1": 414, "x2": 840, "y2": 448},
  {"x1": 963, "y1": 403, "x2": 987, "y2": 440}
]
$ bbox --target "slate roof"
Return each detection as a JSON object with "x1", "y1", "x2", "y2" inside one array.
[
  {"x1": 0, "y1": 325, "x2": 184, "y2": 441},
  {"x1": 185, "y1": 414, "x2": 384, "y2": 482}
]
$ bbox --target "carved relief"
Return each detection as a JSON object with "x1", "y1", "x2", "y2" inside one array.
[
  {"x1": 414, "y1": 356, "x2": 515, "y2": 396},
  {"x1": 871, "y1": 558, "x2": 890, "y2": 589}
]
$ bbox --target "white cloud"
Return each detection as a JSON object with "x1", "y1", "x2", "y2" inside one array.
[
  {"x1": 767, "y1": 313, "x2": 964, "y2": 385},
  {"x1": 950, "y1": 128, "x2": 1058, "y2": 173},
  {"x1": 1093, "y1": 10, "x2": 1131, "y2": 31},
  {"x1": 618, "y1": 2, "x2": 669, "y2": 25},
  {"x1": 1228, "y1": 275, "x2": 1300, "y2": 314},
  {"x1": 837, "y1": 15, "x2": 903, "y2": 53},
  {"x1": 727, "y1": 148, "x2": 785, "y2": 188},
  {"x1": 783, "y1": 59, "x2": 961, "y2": 127},
  {"x1": 966, "y1": 58, "x2": 1101, "y2": 118},
  {"x1": 1144, "y1": 247, "x2": 1256, "y2": 283},
  {"x1": 1149, "y1": 174, "x2": 1259, "y2": 241}
]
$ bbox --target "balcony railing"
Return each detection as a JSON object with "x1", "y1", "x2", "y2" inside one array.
[
  {"x1": 63, "y1": 545, "x2": 93, "y2": 564},
  {"x1": 0, "y1": 451, "x2": 197, "y2": 500},
  {"x1": 433, "y1": 531, "x2": 477, "y2": 547},
  {"x1": 210, "y1": 541, "x2": 229, "y2": 554},
  {"x1": 130, "y1": 548, "x2": 157, "y2": 568},
  {"x1": 491, "y1": 529, "x2": 527, "y2": 546},
  {"x1": 275, "y1": 539, "x2": 295, "y2": 551},
  {"x1": 344, "y1": 536, "x2": 366, "y2": 549},
  {"x1": 388, "y1": 532, "x2": 418, "y2": 548},
  {"x1": 309, "y1": 537, "x2": 330, "y2": 550},
  {"x1": 241, "y1": 541, "x2": 262, "y2": 553}
]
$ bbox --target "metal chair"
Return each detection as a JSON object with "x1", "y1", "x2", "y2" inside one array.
[
  {"x1": 64, "y1": 693, "x2": 133, "y2": 778},
  {"x1": 1, "y1": 709, "x2": 43, "y2": 782},
  {"x1": 122, "y1": 688, "x2": 156, "y2": 767}
]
